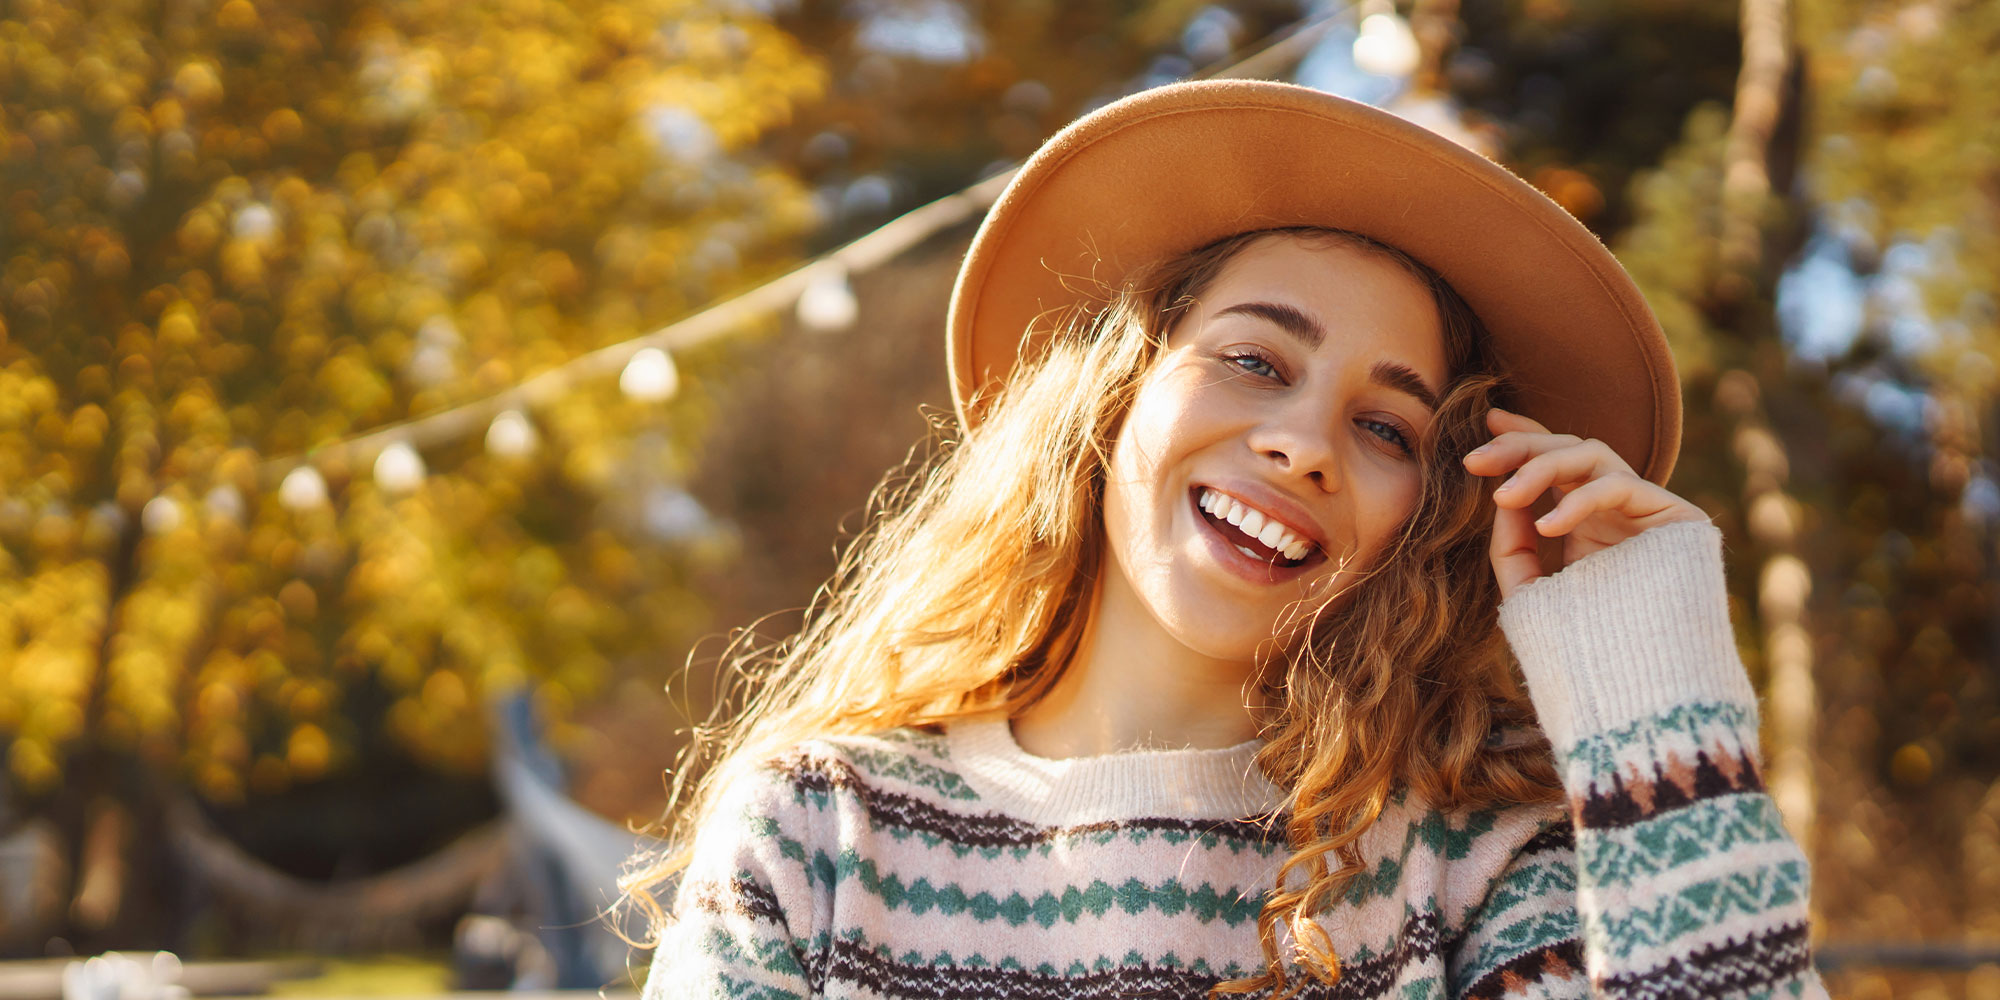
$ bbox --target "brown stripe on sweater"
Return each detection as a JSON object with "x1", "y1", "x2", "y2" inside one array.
[
  {"x1": 1460, "y1": 939, "x2": 1584, "y2": 998},
  {"x1": 772, "y1": 749, "x2": 1291, "y2": 851},
  {"x1": 799, "y1": 910, "x2": 1450, "y2": 1000},
  {"x1": 1595, "y1": 921, "x2": 1813, "y2": 1000},
  {"x1": 1517, "y1": 822, "x2": 1576, "y2": 858},
  {"x1": 1575, "y1": 744, "x2": 1765, "y2": 830},
  {"x1": 684, "y1": 874, "x2": 787, "y2": 925}
]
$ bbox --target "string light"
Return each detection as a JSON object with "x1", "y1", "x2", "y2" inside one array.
[
  {"x1": 373, "y1": 441, "x2": 427, "y2": 494},
  {"x1": 244, "y1": 8, "x2": 1342, "y2": 505},
  {"x1": 279, "y1": 467, "x2": 329, "y2": 510},
  {"x1": 618, "y1": 347, "x2": 680, "y2": 403},
  {"x1": 795, "y1": 262, "x2": 859, "y2": 333},
  {"x1": 1352, "y1": 3, "x2": 1419, "y2": 78},
  {"x1": 485, "y1": 409, "x2": 540, "y2": 459}
]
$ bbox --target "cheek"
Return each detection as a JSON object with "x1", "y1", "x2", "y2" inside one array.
[
  {"x1": 1102, "y1": 371, "x2": 1211, "y2": 555},
  {"x1": 1358, "y1": 476, "x2": 1425, "y2": 556},
  {"x1": 1101, "y1": 419, "x2": 1163, "y2": 563},
  {"x1": 1121, "y1": 363, "x2": 1231, "y2": 461}
]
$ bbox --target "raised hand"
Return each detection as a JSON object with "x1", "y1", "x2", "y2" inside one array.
[{"x1": 1461, "y1": 406, "x2": 1709, "y2": 599}]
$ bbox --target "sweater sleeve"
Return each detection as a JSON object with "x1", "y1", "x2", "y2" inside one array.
[
  {"x1": 1471, "y1": 520, "x2": 1827, "y2": 999},
  {"x1": 643, "y1": 762, "x2": 825, "y2": 1000}
]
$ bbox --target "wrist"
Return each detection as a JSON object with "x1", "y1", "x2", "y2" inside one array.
[{"x1": 1497, "y1": 520, "x2": 1757, "y2": 757}]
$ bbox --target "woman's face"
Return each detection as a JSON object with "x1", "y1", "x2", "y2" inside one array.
[{"x1": 1100, "y1": 233, "x2": 1448, "y2": 665}]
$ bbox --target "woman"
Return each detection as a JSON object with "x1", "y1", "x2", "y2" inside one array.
[{"x1": 625, "y1": 80, "x2": 1826, "y2": 999}]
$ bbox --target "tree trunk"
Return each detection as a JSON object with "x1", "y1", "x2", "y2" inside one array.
[{"x1": 1716, "y1": 0, "x2": 1816, "y2": 860}]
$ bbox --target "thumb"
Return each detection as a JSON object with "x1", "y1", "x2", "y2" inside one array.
[{"x1": 1489, "y1": 501, "x2": 1543, "y2": 600}]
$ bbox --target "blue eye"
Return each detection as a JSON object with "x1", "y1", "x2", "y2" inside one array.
[
  {"x1": 1361, "y1": 418, "x2": 1415, "y2": 456},
  {"x1": 1223, "y1": 352, "x2": 1279, "y2": 379}
]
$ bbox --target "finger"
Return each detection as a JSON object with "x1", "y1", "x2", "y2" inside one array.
[
  {"x1": 1464, "y1": 408, "x2": 1553, "y2": 474},
  {"x1": 1463, "y1": 429, "x2": 1584, "y2": 478},
  {"x1": 1532, "y1": 475, "x2": 1681, "y2": 536},
  {"x1": 1485, "y1": 406, "x2": 1550, "y2": 436},
  {"x1": 1489, "y1": 498, "x2": 1544, "y2": 599},
  {"x1": 1492, "y1": 440, "x2": 1636, "y2": 509}
]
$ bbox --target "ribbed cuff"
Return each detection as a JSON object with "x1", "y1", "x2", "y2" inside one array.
[{"x1": 1496, "y1": 520, "x2": 1758, "y2": 758}]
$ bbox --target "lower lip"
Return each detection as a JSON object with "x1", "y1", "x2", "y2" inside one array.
[{"x1": 1188, "y1": 490, "x2": 1319, "y2": 585}]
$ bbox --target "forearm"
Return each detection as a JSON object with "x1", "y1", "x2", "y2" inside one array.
[{"x1": 1498, "y1": 521, "x2": 1826, "y2": 999}]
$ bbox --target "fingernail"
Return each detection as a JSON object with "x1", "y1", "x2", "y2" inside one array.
[
  {"x1": 1495, "y1": 475, "x2": 1516, "y2": 493},
  {"x1": 1467, "y1": 444, "x2": 1491, "y2": 457},
  {"x1": 1534, "y1": 512, "x2": 1554, "y2": 526}
]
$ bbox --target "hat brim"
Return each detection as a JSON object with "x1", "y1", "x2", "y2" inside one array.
[{"x1": 946, "y1": 79, "x2": 1679, "y2": 485}]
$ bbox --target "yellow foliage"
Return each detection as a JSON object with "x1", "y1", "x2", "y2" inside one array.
[
  {"x1": 2, "y1": 0, "x2": 827, "y2": 797},
  {"x1": 286, "y1": 722, "x2": 331, "y2": 777}
]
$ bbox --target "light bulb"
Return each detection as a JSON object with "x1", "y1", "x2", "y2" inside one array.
[
  {"x1": 796, "y1": 264, "x2": 859, "y2": 334},
  {"x1": 486, "y1": 409, "x2": 540, "y2": 458},
  {"x1": 620, "y1": 347, "x2": 680, "y2": 402},
  {"x1": 1353, "y1": 12, "x2": 1420, "y2": 78},
  {"x1": 280, "y1": 467, "x2": 329, "y2": 510},
  {"x1": 374, "y1": 441, "x2": 426, "y2": 494}
]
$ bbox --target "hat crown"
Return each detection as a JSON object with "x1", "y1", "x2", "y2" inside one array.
[{"x1": 947, "y1": 79, "x2": 1679, "y2": 485}]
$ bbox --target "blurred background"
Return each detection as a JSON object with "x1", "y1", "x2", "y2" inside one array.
[{"x1": 0, "y1": 0, "x2": 1994, "y2": 996}]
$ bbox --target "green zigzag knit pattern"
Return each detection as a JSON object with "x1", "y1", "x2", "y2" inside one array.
[{"x1": 647, "y1": 523, "x2": 1829, "y2": 1000}]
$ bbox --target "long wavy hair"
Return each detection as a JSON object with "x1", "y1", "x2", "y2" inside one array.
[{"x1": 619, "y1": 226, "x2": 1562, "y2": 996}]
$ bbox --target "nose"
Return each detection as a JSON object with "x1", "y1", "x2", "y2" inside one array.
[{"x1": 1246, "y1": 400, "x2": 1344, "y2": 493}]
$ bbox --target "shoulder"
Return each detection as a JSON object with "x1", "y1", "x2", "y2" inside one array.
[
  {"x1": 696, "y1": 725, "x2": 986, "y2": 844},
  {"x1": 674, "y1": 728, "x2": 973, "y2": 910},
  {"x1": 1438, "y1": 793, "x2": 1572, "y2": 879},
  {"x1": 1376, "y1": 789, "x2": 1574, "y2": 935},
  {"x1": 1391, "y1": 793, "x2": 1582, "y2": 994},
  {"x1": 733, "y1": 725, "x2": 984, "y2": 807}
]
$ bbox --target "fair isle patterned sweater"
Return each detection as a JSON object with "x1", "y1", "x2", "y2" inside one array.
[{"x1": 645, "y1": 522, "x2": 1829, "y2": 998}]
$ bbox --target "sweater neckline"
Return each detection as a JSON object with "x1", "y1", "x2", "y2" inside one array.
[{"x1": 944, "y1": 715, "x2": 1285, "y2": 825}]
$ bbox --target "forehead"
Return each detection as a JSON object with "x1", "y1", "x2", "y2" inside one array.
[{"x1": 1192, "y1": 233, "x2": 1447, "y2": 375}]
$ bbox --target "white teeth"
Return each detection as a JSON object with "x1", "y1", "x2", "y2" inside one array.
[
  {"x1": 1256, "y1": 520, "x2": 1287, "y2": 549},
  {"x1": 1198, "y1": 488, "x2": 1316, "y2": 562},
  {"x1": 1239, "y1": 509, "x2": 1267, "y2": 537}
]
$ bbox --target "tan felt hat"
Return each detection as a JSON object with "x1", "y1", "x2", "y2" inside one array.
[{"x1": 946, "y1": 79, "x2": 1680, "y2": 485}]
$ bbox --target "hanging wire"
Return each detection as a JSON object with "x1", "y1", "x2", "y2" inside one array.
[{"x1": 252, "y1": 8, "x2": 1350, "y2": 491}]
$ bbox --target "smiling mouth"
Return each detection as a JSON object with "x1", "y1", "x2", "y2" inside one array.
[{"x1": 1192, "y1": 487, "x2": 1323, "y2": 569}]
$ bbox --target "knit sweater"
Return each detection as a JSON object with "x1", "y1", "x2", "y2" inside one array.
[{"x1": 644, "y1": 521, "x2": 1828, "y2": 998}]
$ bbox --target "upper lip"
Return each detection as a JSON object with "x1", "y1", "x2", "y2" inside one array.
[{"x1": 1194, "y1": 479, "x2": 1329, "y2": 551}]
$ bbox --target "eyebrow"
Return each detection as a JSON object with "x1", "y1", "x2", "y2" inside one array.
[
  {"x1": 1369, "y1": 361, "x2": 1439, "y2": 412},
  {"x1": 1213, "y1": 300, "x2": 1441, "y2": 411},
  {"x1": 1216, "y1": 301, "x2": 1323, "y2": 349}
]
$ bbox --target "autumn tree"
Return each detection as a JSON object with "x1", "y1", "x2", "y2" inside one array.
[{"x1": 0, "y1": 0, "x2": 821, "y2": 946}]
